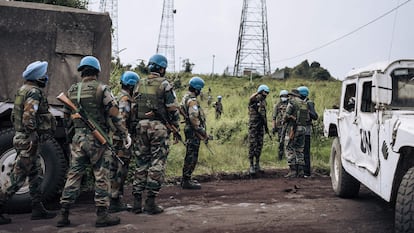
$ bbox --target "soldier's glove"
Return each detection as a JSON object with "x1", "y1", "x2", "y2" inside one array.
[
  {"x1": 124, "y1": 133, "x2": 132, "y2": 149},
  {"x1": 271, "y1": 127, "x2": 277, "y2": 135}
]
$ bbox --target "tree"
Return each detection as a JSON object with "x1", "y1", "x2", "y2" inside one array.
[
  {"x1": 182, "y1": 58, "x2": 195, "y2": 73},
  {"x1": 293, "y1": 60, "x2": 310, "y2": 76},
  {"x1": 136, "y1": 60, "x2": 149, "y2": 75}
]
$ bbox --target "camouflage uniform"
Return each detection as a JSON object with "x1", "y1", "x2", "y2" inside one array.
[
  {"x1": 132, "y1": 72, "x2": 178, "y2": 214},
  {"x1": 248, "y1": 92, "x2": 268, "y2": 173},
  {"x1": 304, "y1": 99, "x2": 318, "y2": 177},
  {"x1": 110, "y1": 89, "x2": 134, "y2": 202},
  {"x1": 60, "y1": 78, "x2": 128, "y2": 210},
  {"x1": 272, "y1": 100, "x2": 288, "y2": 160},
  {"x1": 0, "y1": 82, "x2": 56, "y2": 222},
  {"x1": 213, "y1": 100, "x2": 223, "y2": 119},
  {"x1": 180, "y1": 91, "x2": 207, "y2": 188},
  {"x1": 284, "y1": 95, "x2": 308, "y2": 177}
]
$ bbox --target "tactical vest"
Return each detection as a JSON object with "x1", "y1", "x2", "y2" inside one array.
[
  {"x1": 67, "y1": 80, "x2": 107, "y2": 130},
  {"x1": 180, "y1": 93, "x2": 206, "y2": 127},
  {"x1": 135, "y1": 77, "x2": 165, "y2": 120},
  {"x1": 12, "y1": 84, "x2": 50, "y2": 132},
  {"x1": 276, "y1": 102, "x2": 288, "y2": 124},
  {"x1": 296, "y1": 99, "x2": 309, "y2": 126}
]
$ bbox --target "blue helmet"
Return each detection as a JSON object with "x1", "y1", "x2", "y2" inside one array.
[
  {"x1": 22, "y1": 61, "x2": 48, "y2": 81},
  {"x1": 189, "y1": 76, "x2": 205, "y2": 90},
  {"x1": 279, "y1": 90, "x2": 288, "y2": 97},
  {"x1": 297, "y1": 86, "x2": 309, "y2": 97},
  {"x1": 217, "y1": 95, "x2": 222, "y2": 99},
  {"x1": 257, "y1": 84, "x2": 270, "y2": 93},
  {"x1": 120, "y1": 71, "x2": 140, "y2": 86},
  {"x1": 77, "y1": 56, "x2": 101, "y2": 72},
  {"x1": 148, "y1": 54, "x2": 168, "y2": 69}
]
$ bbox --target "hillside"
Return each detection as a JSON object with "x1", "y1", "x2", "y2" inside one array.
[{"x1": 110, "y1": 62, "x2": 342, "y2": 179}]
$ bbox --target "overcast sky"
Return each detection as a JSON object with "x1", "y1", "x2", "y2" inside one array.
[{"x1": 91, "y1": 0, "x2": 414, "y2": 79}]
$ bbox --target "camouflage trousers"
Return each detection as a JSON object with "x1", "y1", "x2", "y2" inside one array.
[
  {"x1": 0, "y1": 132, "x2": 42, "y2": 205},
  {"x1": 248, "y1": 123, "x2": 264, "y2": 162},
  {"x1": 277, "y1": 126, "x2": 287, "y2": 159},
  {"x1": 132, "y1": 120, "x2": 169, "y2": 197},
  {"x1": 60, "y1": 130, "x2": 112, "y2": 207},
  {"x1": 110, "y1": 139, "x2": 133, "y2": 199},
  {"x1": 182, "y1": 125, "x2": 201, "y2": 180},
  {"x1": 286, "y1": 126, "x2": 306, "y2": 166}
]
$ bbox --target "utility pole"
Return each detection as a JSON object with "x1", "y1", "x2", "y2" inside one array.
[
  {"x1": 98, "y1": 0, "x2": 119, "y2": 60},
  {"x1": 234, "y1": 0, "x2": 271, "y2": 76},
  {"x1": 157, "y1": 0, "x2": 176, "y2": 72},
  {"x1": 212, "y1": 54, "x2": 215, "y2": 75}
]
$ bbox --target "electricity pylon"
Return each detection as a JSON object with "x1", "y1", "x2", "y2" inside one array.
[
  {"x1": 156, "y1": 0, "x2": 176, "y2": 72},
  {"x1": 234, "y1": 0, "x2": 271, "y2": 76}
]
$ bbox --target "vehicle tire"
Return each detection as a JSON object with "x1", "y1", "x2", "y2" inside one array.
[
  {"x1": 329, "y1": 137, "x2": 360, "y2": 198},
  {"x1": 0, "y1": 128, "x2": 67, "y2": 214},
  {"x1": 395, "y1": 167, "x2": 414, "y2": 233}
]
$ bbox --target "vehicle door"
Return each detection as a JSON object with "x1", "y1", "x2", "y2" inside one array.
[
  {"x1": 354, "y1": 78, "x2": 380, "y2": 175},
  {"x1": 338, "y1": 80, "x2": 360, "y2": 163}
]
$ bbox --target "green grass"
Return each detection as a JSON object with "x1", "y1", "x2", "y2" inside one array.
[{"x1": 111, "y1": 71, "x2": 342, "y2": 179}]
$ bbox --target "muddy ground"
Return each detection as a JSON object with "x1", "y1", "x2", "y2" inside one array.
[{"x1": 0, "y1": 169, "x2": 394, "y2": 233}]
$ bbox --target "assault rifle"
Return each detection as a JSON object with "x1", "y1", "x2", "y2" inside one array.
[
  {"x1": 177, "y1": 107, "x2": 215, "y2": 155},
  {"x1": 56, "y1": 92, "x2": 125, "y2": 165},
  {"x1": 146, "y1": 110, "x2": 186, "y2": 146}
]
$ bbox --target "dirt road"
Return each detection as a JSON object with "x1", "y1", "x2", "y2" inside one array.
[{"x1": 0, "y1": 170, "x2": 394, "y2": 233}]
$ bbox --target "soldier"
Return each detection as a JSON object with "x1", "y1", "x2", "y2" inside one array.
[
  {"x1": 180, "y1": 76, "x2": 209, "y2": 189},
  {"x1": 248, "y1": 84, "x2": 270, "y2": 174},
  {"x1": 272, "y1": 90, "x2": 289, "y2": 160},
  {"x1": 207, "y1": 95, "x2": 212, "y2": 107},
  {"x1": 0, "y1": 61, "x2": 57, "y2": 225},
  {"x1": 297, "y1": 86, "x2": 318, "y2": 177},
  {"x1": 56, "y1": 56, "x2": 131, "y2": 227},
  {"x1": 109, "y1": 71, "x2": 140, "y2": 213},
  {"x1": 212, "y1": 95, "x2": 223, "y2": 120},
  {"x1": 132, "y1": 54, "x2": 179, "y2": 215},
  {"x1": 284, "y1": 88, "x2": 308, "y2": 178}
]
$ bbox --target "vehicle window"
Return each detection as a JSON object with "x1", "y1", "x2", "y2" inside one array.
[
  {"x1": 343, "y1": 83, "x2": 356, "y2": 112},
  {"x1": 391, "y1": 68, "x2": 414, "y2": 109},
  {"x1": 361, "y1": 81, "x2": 374, "y2": 112}
]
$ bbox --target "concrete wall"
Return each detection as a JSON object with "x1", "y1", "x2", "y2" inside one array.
[{"x1": 0, "y1": 1, "x2": 112, "y2": 105}]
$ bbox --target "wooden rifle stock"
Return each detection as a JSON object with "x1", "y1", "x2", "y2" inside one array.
[{"x1": 56, "y1": 92, "x2": 124, "y2": 165}]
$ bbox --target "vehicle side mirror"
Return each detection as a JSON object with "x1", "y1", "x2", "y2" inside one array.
[{"x1": 372, "y1": 71, "x2": 392, "y2": 105}]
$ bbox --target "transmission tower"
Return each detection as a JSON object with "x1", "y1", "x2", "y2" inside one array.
[
  {"x1": 156, "y1": 0, "x2": 176, "y2": 72},
  {"x1": 234, "y1": 0, "x2": 271, "y2": 76},
  {"x1": 99, "y1": 0, "x2": 119, "y2": 59}
]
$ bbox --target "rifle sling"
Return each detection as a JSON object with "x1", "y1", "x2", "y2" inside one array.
[{"x1": 76, "y1": 82, "x2": 113, "y2": 146}]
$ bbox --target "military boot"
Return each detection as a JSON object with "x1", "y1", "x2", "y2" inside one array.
[
  {"x1": 109, "y1": 197, "x2": 129, "y2": 213},
  {"x1": 56, "y1": 207, "x2": 70, "y2": 227},
  {"x1": 0, "y1": 205, "x2": 11, "y2": 225},
  {"x1": 284, "y1": 165, "x2": 298, "y2": 178},
  {"x1": 255, "y1": 161, "x2": 264, "y2": 173},
  {"x1": 132, "y1": 195, "x2": 142, "y2": 214},
  {"x1": 297, "y1": 165, "x2": 305, "y2": 178},
  {"x1": 95, "y1": 206, "x2": 120, "y2": 227},
  {"x1": 181, "y1": 178, "x2": 201, "y2": 190},
  {"x1": 143, "y1": 196, "x2": 163, "y2": 215},
  {"x1": 249, "y1": 160, "x2": 256, "y2": 175},
  {"x1": 31, "y1": 202, "x2": 57, "y2": 220}
]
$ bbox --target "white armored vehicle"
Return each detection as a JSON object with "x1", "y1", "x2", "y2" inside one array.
[{"x1": 324, "y1": 59, "x2": 414, "y2": 233}]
